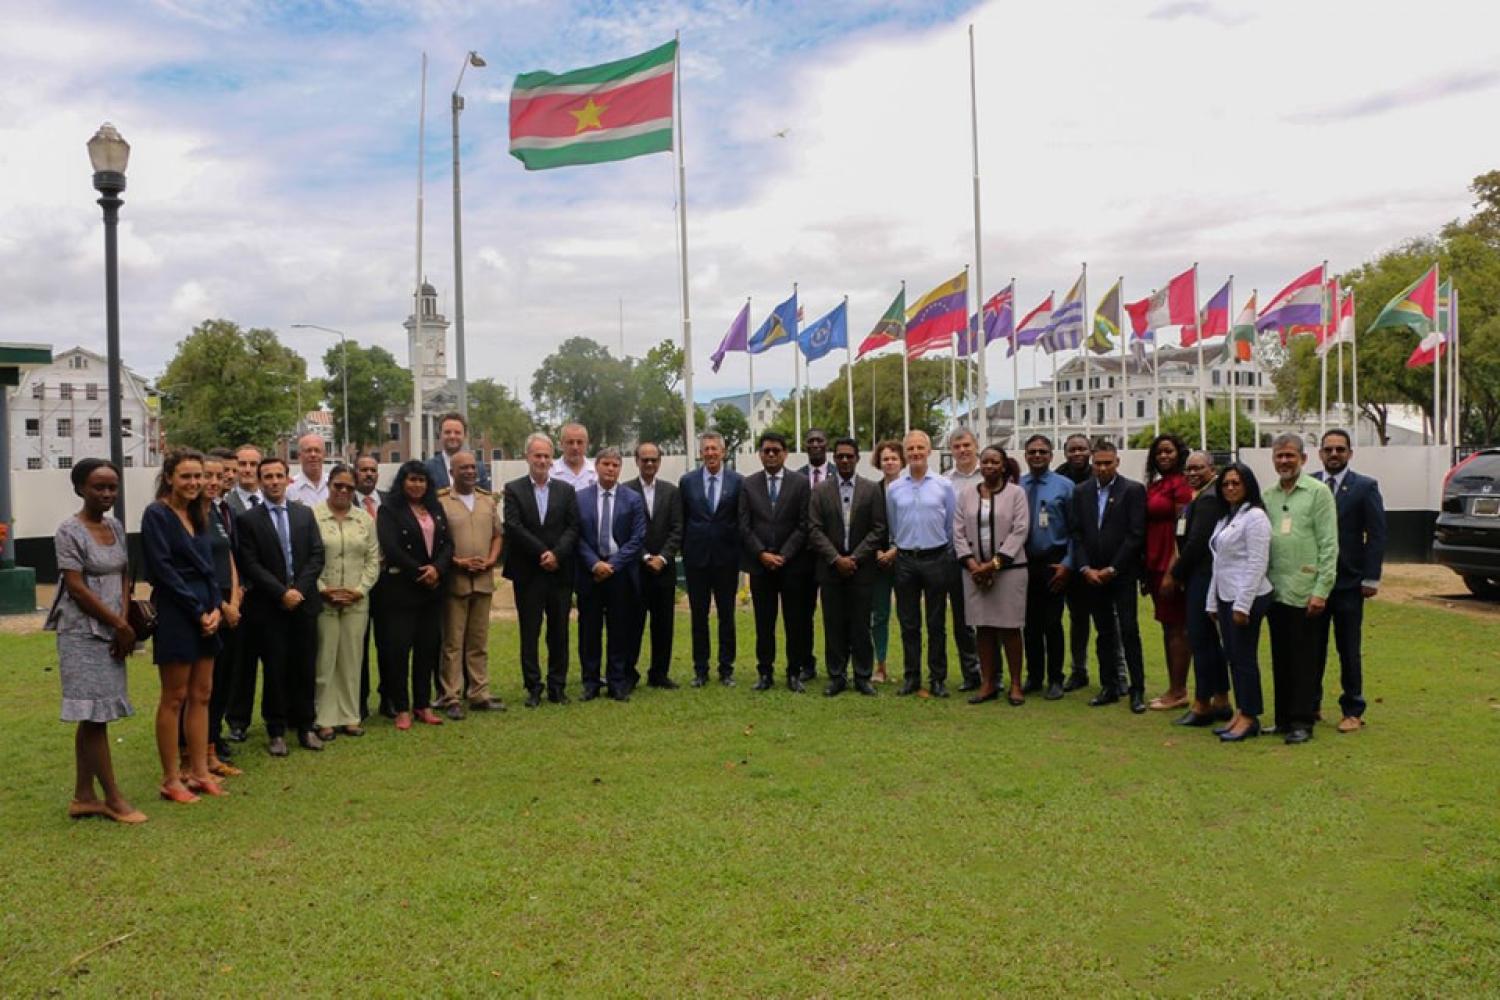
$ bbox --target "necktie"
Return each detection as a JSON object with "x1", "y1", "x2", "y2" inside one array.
[
  {"x1": 364, "y1": 494, "x2": 377, "y2": 517},
  {"x1": 1327, "y1": 476, "x2": 1338, "y2": 493},
  {"x1": 272, "y1": 505, "x2": 293, "y2": 579},
  {"x1": 600, "y1": 491, "x2": 613, "y2": 558},
  {"x1": 841, "y1": 480, "x2": 852, "y2": 551},
  {"x1": 812, "y1": 466, "x2": 822, "y2": 487},
  {"x1": 708, "y1": 475, "x2": 719, "y2": 513},
  {"x1": 218, "y1": 502, "x2": 232, "y2": 535},
  {"x1": 768, "y1": 474, "x2": 780, "y2": 506},
  {"x1": 250, "y1": 494, "x2": 261, "y2": 508}
]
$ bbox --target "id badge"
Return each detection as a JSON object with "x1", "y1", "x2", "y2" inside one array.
[
  {"x1": 1280, "y1": 515, "x2": 1293, "y2": 535},
  {"x1": 1176, "y1": 514, "x2": 1187, "y2": 537},
  {"x1": 1038, "y1": 508, "x2": 1050, "y2": 530}
]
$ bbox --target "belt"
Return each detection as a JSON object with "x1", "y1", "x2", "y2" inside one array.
[{"x1": 897, "y1": 545, "x2": 948, "y2": 559}]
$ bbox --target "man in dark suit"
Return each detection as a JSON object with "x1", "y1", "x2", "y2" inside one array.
[
  {"x1": 794, "y1": 428, "x2": 831, "y2": 681},
  {"x1": 352, "y1": 453, "x2": 388, "y2": 718},
  {"x1": 807, "y1": 437, "x2": 886, "y2": 696},
  {"x1": 625, "y1": 441, "x2": 683, "y2": 689},
  {"x1": 1069, "y1": 440, "x2": 1148, "y2": 713},
  {"x1": 575, "y1": 448, "x2": 648, "y2": 702},
  {"x1": 425, "y1": 411, "x2": 494, "y2": 491},
  {"x1": 226, "y1": 443, "x2": 263, "y2": 515},
  {"x1": 679, "y1": 430, "x2": 742, "y2": 686},
  {"x1": 1311, "y1": 428, "x2": 1386, "y2": 733},
  {"x1": 236, "y1": 456, "x2": 327, "y2": 755},
  {"x1": 503, "y1": 432, "x2": 580, "y2": 707},
  {"x1": 739, "y1": 431, "x2": 814, "y2": 692}
]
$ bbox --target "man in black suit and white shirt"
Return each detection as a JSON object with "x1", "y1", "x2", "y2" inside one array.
[
  {"x1": 1069, "y1": 440, "x2": 1149, "y2": 713},
  {"x1": 502, "y1": 432, "x2": 580, "y2": 707},
  {"x1": 678, "y1": 431, "x2": 742, "y2": 686},
  {"x1": 807, "y1": 437, "x2": 886, "y2": 696},
  {"x1": 795, "y1": 428, "x2": 831, "y2": 681},
  {"x1": 739, "y1": 431, "x2": 814, "y2": 692},
  {"x1": 236, "y1": 456, "x2": 327, "y2": 755},
  {"x1": 625, "y1": 441, "x2": 684, "y2": 689}
]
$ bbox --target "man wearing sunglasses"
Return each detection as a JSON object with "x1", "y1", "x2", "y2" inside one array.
[{"x1": 625, "y1": 442, "x2": 684, "y2": 689}]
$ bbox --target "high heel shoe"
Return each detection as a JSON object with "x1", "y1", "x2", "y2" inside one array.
[
  {"x1": 1219, "y1": 719, "x2": 1261, "y2": 743},
  {"x1": 159, "y1": 782, "x2": 200, "y2": 804},
  {"x1": 967, "y1": 688, "x2": 1000, "y2": 705},
  {"x1": 186, "y1": 776, "x2": 228, "y2": 797},
  {"x1": 1007, "y1": 687, "x2": 1026, "y2": 706}
]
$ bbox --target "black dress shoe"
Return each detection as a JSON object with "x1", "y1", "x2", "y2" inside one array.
[
  {"x1": 1174, "y1": 710, "x2": 1217, "y2": 727},
  {"x1": 691, "y1": 674, "x2": 709, "y2": 688},
  {"x1": 854, "y1": 680, "x2": 877, "y2": 696},
  {"x1": 897, "y1": 679, "x2": 921, "y2": 696},
  {"x1": 1219, "y1": 719, "x2": 1261, "y2": 743},
  {"x1": 469, "y1": 698, "x2": 507, "y2": 712},
  {"x1": 610, "y1": 691, "x2": 630, "y2": 703},
  {"x1": 443, "y1": 703, "x2": 465, "y2": 721},
  {"x1": 548, "y1": 691, "x2": 570, "y2": 705},
  {"x1": 1062, "y1": 672, "x2": 1090, "y2": 693},
  {"x1": 214, "y1": 739, "x2": 235, "y2": 760},
  {"x1": 524, "y1": 691, "x2": 542, "y2": 708},
  {"x1": 268, "y1": 736, "x2": 289, "y2": 757},
  {"x1": 823, "y1": 679, "x2": 847, "y2": 697},
  {"x1": 1088, "y1": 689, "x2": 1120, "y2": 707},
  {"x1": 752, "y1": 675, "x2": 774, "y2": 691},
  {"x1": 1022, "y1": 678, "x2": 1044, "y2": 694},
  {"x1": 799, "y1": 668, "x2": 816, "y2": 683},
  {"x1": 297, "y1": 732, "x2": 325, "y2": 752},
  {"x1": 226, "y1": 726, "x2": 248, "y2": 743},
  {"x1": 1044, "y1": 683, "x2": 1064, "y2": 701},
  {"x1": 1130, "y1": 692, "x2": 1147, "y2": 714},
  {"x1": 579, "y1": 688, "x2": 599, "y2": 703},
  {"x1": 719, "y1": 675, "x2": 736, "y2": 687},
  {"x1": 379, "y1": 703, "x2": 397, "y2": 720},
  {"x1": 928, "y1": 681, "x2": 949, "y2": 698},
  {"x1": 787, "y1": 676, "x2": 806, "y2": 693},
  {"x1": 1283, "y1": 727, "x2": 1313, "y2": 745},
  {"x1": 648, "y1": 678, "x2": 680, "y2": 690},
  {"x1": 957, "y1": 677, "x2": 980, "y2": 692},
  {"x1": 968, "y1": 689, "x2": 1000, "y2": 705}
]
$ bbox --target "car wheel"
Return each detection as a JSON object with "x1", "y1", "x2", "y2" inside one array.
[{"x1": 1462, "y1": 575, "x2": 1500, "y2": 600}]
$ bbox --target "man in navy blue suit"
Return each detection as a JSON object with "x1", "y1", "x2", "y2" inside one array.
[
  {"x1": 679, "y1": 430, "x2": 743, "y2": 686},
  {"x1": 1311, "y1": 429, "x2": 1386, "y2": 733},
  {"x1": 575, "y1": 448, "x2": 647, "y2": 702},
  {"x1": 425, "y1": 412, "x2": 494, "y2": 492}
]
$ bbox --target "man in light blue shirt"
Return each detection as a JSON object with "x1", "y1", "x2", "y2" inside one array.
[
  {"x1": 1019, "y1": 435, "x2": 1074, "y2": 699},
  {"x1": 886, "y1": 430, "x2": 958, "y2": 697}
]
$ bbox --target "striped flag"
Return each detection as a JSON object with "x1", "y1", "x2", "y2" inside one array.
[
  {"x1": 1182, "y1": 279, "x2": 1231, "y2": 346},
  {"x1": 1227, "y1": 293, "x2": 1257, "y2": 362},
  {"x1": 1257, "y1": 264, "x2": 1325, "y2": 340},
  {"x1": 1010, "y1": 293, "x2": 1053, "y2": 357},
  {"x1": 1043, "y1": 273, "x2": 1086, "y2": 353},
  {"x1": 905, "y1": 271, "x2": 968, "y2": 359},
  {"x1": 960, "y1": 284, "x2": 1014, "y2": 357}
]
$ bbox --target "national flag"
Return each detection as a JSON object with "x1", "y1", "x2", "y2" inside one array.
[
  {"x1": 856, "y1": 288, "x2": 905, "y2": 358},
  {"x1": 509, "y1": 40, "x2": 677, "y2": 171},
  {"x1": 1130, "y1": 327, "x2": 1156, "y2": 370},
  {"x1": 1256, "y1": 264, "x2": 1324, "y2": 338},
  {"x1": 1043, "y1": 273, "x2": 1087, "y2": 353},
  {"x1": 1288, "y1": 277, "x2": 1339, "y2": 344},
  {"x1": 1125, "y1": 267, "x2": 1197, "y2": 336},
  {"x1": 960, "y1": 284, "x2": 1014, "y2": 357},
  {"x1": 1182, "y1": 278, "x2": 1230, "y2": 346},
  {"x1": 1227, "y1": 292, "x2": 1257, "y2": 362},
  {"x1": 1089, "y1": 280, "x2": 1121, "y2": 355},
  {"x1": 905, "y1": 271, "x2": 968, "y2": 359},
  {"x1": 1010, "y1": 293, "x2": 1054, "y2": 357},
  {"x1": 1405, "y1": 277, "x2": 1451, "y2": 368},
  {"x1": 1368, "y1": 265, "x2": 1438, "y2": 340},
  {"x1": 1314, "y1": 282, "x2": 1350, "y2": 356},
  {"x1": 748, "y1": 291, "x2": 799, "y2": 354},
  {"x1": 798, "y1": 301, "x2": 848, "y2": 362},
  {"x1": 710, "y1": 301, "x2": 750, "y2": 373}
]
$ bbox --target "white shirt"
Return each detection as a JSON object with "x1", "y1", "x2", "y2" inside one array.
[
  {"x1": 1207, "y1": 507, "x2": 1274, "y2": 614},
  {"x1": 551, "y1": 456, "x2": 596, "y2": 491},
  {"x1": 639, "y1": 478, "x2": 657, "y2": 518},
  {"x1": 805, "y1": 463, "x2": 829, "y2": 489},
  {"x1": 453, "y1": 490, "x2": 477, "y2": 512},
  {"x1": 233, "y1": 486, "x2": 262, "y2": 508},
  {"x1": 948, "y1": 464, "x2": 982, "y2": 489},
  {"x1": 287, "y1": 472, "x2": 329, "y2": 507}
]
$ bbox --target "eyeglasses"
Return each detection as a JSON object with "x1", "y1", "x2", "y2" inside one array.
[
  {"x1": 638, "y1": 456, "x2": 660, "y2": 463},
  {"x1": 1024, "y1": 449, "x2": 1050, "y2": 456},
  {"x1": 329, "y1": 482, "x2": 355, "y2": 492}
]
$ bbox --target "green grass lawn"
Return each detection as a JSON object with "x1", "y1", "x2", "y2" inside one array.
[{"x1": 2, "y1": 599, "x2": 1497, "y2": 996}]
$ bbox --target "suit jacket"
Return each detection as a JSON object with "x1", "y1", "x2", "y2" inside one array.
[
  {"x1": 738, "y1": 469, "x2": 811, "y2": 576},
  {"x1": 797, "y1": 462, "x2": 834, "y2": 492},
  {"x1": 376, "y1": 500, "x2": 454, "y2": 604},
  {"x1": 575, "y1": 483, "x2": 648, "y2": 592},
  {"x1": 425, "y1": 452, "x2": 493, "y2": 492},
  {"x1": 678, "y1": 467, "x2": 742, "y2": 570},
  {"x1": 438, "y1": 487, "x2": 500, "y2": 596},
  {"x1": 624, "y1": 477, "x2": 683, "y2": 568},
  {"x1": 1070, "y1": 474, "x2": 1146, "y2": 580},
  {"x1": 1312, "y1": 469, "x2": 1387, "y2": 590},
  {"x1": 226, "y1": 490, "x2": 258, "y2": 515},
  {"x1": 501, "y1": 476, "x2": 579, "y2": 584},
  {"x1": 1172, "y1": 485, "x2": 1229, "y2": 584},
  {"x1": 237, "y1": 500, "x2": 326, "y2": 618},
  {"x1": 807, "y1": 474, "x2": 887, "y2": 584},
  {"x1": 953, "y1": 481, "x2": 1030, "y2": 570}
]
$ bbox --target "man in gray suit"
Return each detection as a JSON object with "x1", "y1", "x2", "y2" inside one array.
[
  {"x1": 807, "y1": 438, "x2": 887, "y2": 696},
  {"x1": 227, "y1": 443, "x2": 263, "y2": 514},
  {"x1": 740, "y1": 431, "x2": 814, "y2": 692}
]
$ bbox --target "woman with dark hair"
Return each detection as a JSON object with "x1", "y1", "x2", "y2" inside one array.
[
  {"x1": 141, "y1": 448, "x2": 224, "y2": 803},
  {"x1": 376, "y1": 460, "x2": 453, "y2": 730},
  {"x1": 1142, "y1": 433, "x2": 1194, "y2": 711},
  {"x1": 313, "y1": 464, "x2": 381, "y2": 739},
  {"x1": 45, "y1": 458, "x2": 145, "y2": 823},
  {"x1": 869, "y1": 440, "x2": 905, "y2": 683},
  {"x1": 952, "y1": 446, "x2": 1029, "y2": 704},
  {"x1": 1206, "y1": 463, "x2": 1273, "y2": 742}
]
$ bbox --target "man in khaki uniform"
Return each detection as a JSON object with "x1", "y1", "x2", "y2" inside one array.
[{"x1": 437, "y1": 451, "x2": 504, "y2": 718}]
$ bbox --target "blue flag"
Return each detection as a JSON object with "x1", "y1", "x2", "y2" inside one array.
[
  {"x1": 798, "y1": 301, "x2": 847, "y2": 362},
  {"x1": 748, "y1": 291, "x2": 799, "y2": 354}
]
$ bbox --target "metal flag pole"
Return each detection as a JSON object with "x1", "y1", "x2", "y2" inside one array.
[
  {"x1": 1082, "y1": 262, "x2": 1091, "y2": 440},
  {"x1": 746, "y1": 297, "x2": 756, "y2": 444},
  {"x1": 1119, "y1": 276, "x2": 1128, "y2": 448},
  {"x1": 1151, "y1": 289, "x2": 1161, "y2": 438},
  {"x1": 1432, "y1": 262, "x2": 1442, "y2": 446},
  {"x1": 843, "y1": 295, "x2": 855, "y2": 439},
  {"x1": 1194, "y1": 262, "x2": 1207, "y2": 451},
  {"x1": 1010, "y1": 276, "x2": 1020, "y2": 448},
  {"x1": 871, "y1": 356, "x2": 878, "y2": 446},
  {"x1": 792, "y1": 282, "x2": 802, "y2": 447},
  {"x1": 968, "y1": 24, "x2": 988, "y2": 447},
  {"x1": 1451, "y1": 285, "x2": 1461, "y2": 448},
  {"x1": 1317, "y1": 260, "x2": 1329, "y2": 443},
  {"x1": 949, "y1": 330, "x2": 959, "y2": 431},
  {"x1": 412, "y1": 52, "x2": 427, "y2": 462},
  {"x1": 451, "y1": 51, "x2": 484, "y2": 421},
  {"x1": 1228, "y1": 274, "x2": 1238, "y2": 458},
  {"x1": 1250, "y1": 290, "x2": 1261, "y2": 447},
  {"x1": 1351, "y1": 289, "x2": 1360, "y2": 447},
  {"x1": 901, "y1": 279, "x2": 911, "y2": 432},
  {"x1": 674, "y1": 32, "x2": 697, "y2": 461},
  {"x1": 1048, "y1": 288, "x2": 1059, "y2": 446}
]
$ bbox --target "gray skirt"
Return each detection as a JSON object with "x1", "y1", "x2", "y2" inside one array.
[{"x1": 57, "y1": 633, "x2": 134, "y2": 723}]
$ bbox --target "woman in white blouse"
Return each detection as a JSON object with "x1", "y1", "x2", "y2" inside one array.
[{"x1": 1206, "y1": 463, "x2": 1274, "y2": 743}]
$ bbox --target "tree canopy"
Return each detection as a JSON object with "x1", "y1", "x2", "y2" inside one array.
[
  {"x1": 321, "y1": 341, "x2": 411, "y2": 451},
  {"x1": 160, "y1": 319, "x2": 316, "y2": 451}
]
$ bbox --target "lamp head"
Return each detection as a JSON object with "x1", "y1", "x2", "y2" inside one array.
[
  {"x1": 468, "y1": 51, "x2": 486, "y2": 67},
  {"x1": 88, "y1": 122, "x2": 130, "y2": 195}
]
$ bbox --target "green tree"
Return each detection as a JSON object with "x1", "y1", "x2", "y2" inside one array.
[
  {"x1": 1129, "y1": 405, "x2": 1256, "y2": 452},
  {"x1": 160, "y1": 319, "x2": 311, "y2": 450},
  {"x1": 530, "y1": 337, "x2": 636, "y2": 445},
  {"x1": 634, "y1": 340, "x2": 688, "y2": 449},
  {"x1": 710, "y1": 403, "x2": 750, "y2": 457},
  {"x1": 800, "y1": 354, "x2": 966, "y2": 445},
  {"x1": 321, "y1": 342, "x2": 412, "y2": 451},
  {"x1": 467, "y1": 378, "x2": 532, "y2": 458}
]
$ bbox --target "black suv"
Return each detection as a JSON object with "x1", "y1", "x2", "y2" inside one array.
[{"x1": 1434, "y1": 448, "x2": 1500, "y2": 598}]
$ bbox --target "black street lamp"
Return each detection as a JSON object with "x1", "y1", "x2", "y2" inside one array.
[{"x1": 88, "y1": 123, "x2": 130, "y2": 525}]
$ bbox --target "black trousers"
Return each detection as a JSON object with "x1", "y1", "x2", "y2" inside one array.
[
  {"x1": 1067, "y1": 573, "x2": 1127, "y2": 687},
  {"x1": 686, "y1": 564, "x2": 738, "y2": 679},
  {"x1": 226, "y1": 615, "x2": 259, "y2": 732},
  {"x1": 748, "y1": 566, "x2": 813, "y2": 679},
  {"x1": 1084, "y1": 575, "x2": 1145, "y2": 695},
  {"x1": 944, "y1": 560, "x2": 980, "y2": 683},
  {"x1": 802, "y1": 578, "x2": 821, "y2": 677},
  {"x1": 1268, "y1": 601, "x2": 1321, "y2": 731},
  {"x1": 252, "y1": 607, "x2": 318, "y2": 737},
  {"x1": 631, "y1": 563, "x2": 678, "y2": 684},
  {"x1": 1311, "y1": 587, "x2": 1367, "y2": 719},
  {"x1": 376, "y1": 594, "x2": 442, "y2": 713},
  {"x1": 820, "y1": 574, "x2": 875, "y2": 684},
  {"x1": 1023, "y1": 559, "x2": 1068, "y2": 686},
  {"x1": 514, "y1": 575, "x2": 573, "y2": 695},
  {"x1": 208, "y1": 619, "x2": 240, "y2": 743},
  {"x1": 1186, "y1": 570, "x2": 1229, "y2": 701},
  {"x1": 895, "y1": 550, "x2": 950, "y2": 684},
  {"x1": 1218, "y1": 594, "x2": 1271, "y2": 718},
  {"x1": 578, "y1": 575, "x2": 639, "y2": 696}
]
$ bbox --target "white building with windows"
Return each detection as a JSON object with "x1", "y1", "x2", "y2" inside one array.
[
  {"x1": 8, "y1": 346, "x2": 160, "y2": 471},
  {"x1": 707, "y1": 390, "x2": 781, "y2": 431}
]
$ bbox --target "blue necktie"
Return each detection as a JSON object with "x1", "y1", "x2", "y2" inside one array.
[
  {"x1": 271, "y1": 505, "x2": 293, "y2": 579},
  {"x1": 769, "y1": 475, "x2": 780, "y2": 506},
  {"x1": 708, "y1": 475, "x2": 719, "y2": 513},
  {"x1": 599, "y1": 491, "x2": 613, "y2": 558}
]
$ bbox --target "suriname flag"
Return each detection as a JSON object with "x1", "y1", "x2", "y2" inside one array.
[{"x1": 509, "y1": 40, "x2": 677, "y2": 171}]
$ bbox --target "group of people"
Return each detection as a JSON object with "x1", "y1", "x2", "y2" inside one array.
[{"x1": 48, "y1": 411, "x2": 1385, "y2": 824}]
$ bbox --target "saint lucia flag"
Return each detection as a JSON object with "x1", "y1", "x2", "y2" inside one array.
[
  {"x1": 748, "y1": 291, "x2": 799, "y2": 354},
  {"x1": 798, "y1": 300, "x2": 848, "y2": 362}
]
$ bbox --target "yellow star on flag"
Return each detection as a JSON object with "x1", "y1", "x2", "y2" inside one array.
[{"x1": 570, "y1": 97, "x2": 607, "y2": 133}]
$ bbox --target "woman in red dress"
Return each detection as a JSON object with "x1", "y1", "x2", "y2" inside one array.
[{"x1": 1143, "y1": 434, "x2": 1194, "y2": 711}]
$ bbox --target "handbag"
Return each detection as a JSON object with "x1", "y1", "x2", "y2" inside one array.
[{"x1": 126, "y1": 572, "x2": 158, "y2": 642}]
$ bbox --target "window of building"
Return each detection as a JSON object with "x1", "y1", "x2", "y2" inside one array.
[
  {"x1": 388, "y1": 421, "x2": 401, "y2": 441},
  {"x1": 56, "y1": 456, "x2": 73, "y2": 470},
  {"x1": 1023, "y1": 408, "x2": 1031, "y2": 424},
  {"x1": 491, "y1": 448, "x2": 503, "y2": 461},
  {"x1": 24, "y1": 418, "x2": 38, "y2": 437},
  {"x1": 59, "y1": 382, "x2": 74, "y2": 400},
  {"x1": 389, "y1": 450, "x2": 402, "y2": 463},
  {"x1": 1136, "y1": 400, "x2": 1146, "y2": 418},
  {"x1": 27, "y1": 457, "x2": 42, "y2": 470},
  {"x1": 88, "y1": 418, "x2": 103, "y2": 438},
  {"x1": 1064, "y1": 403, "x2": 1072, "y2": 420},
  {"x1": 57, "y1": 418, "x2": 72, "y2": 438},
  {"x1": 1211, "y1": 370, "x2": 1221, "y2": 386},
  {"x1": 121, "y1": 418, "x2": 133, "y2": 435},
  {"x1": 69, "y1": 355, "x2": 88, "y2": 370},
  {"x1": 86, "y1": 383, "x2": 99, "y2": 400},
  {"x1": 124, "y1": 456, "x2": 135, "y2": 468},
  {"x1": 1096, "y1": 402, "x2": 1106, "y2": 423}
]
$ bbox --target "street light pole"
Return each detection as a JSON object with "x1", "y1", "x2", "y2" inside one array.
[
  {"x1": 291, "y1": 324, "x2": 350, "y2": 459},
  {"x1": 451, "y1": 50, "x2": 486, "y2": 422},
  {"x1": 88, "y1": 123, "x2": 130, "y2": 527}
]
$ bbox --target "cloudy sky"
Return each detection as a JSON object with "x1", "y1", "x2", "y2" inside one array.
[{"x1": 2, "y1": 0, "x2": 1496, "y2": 410}]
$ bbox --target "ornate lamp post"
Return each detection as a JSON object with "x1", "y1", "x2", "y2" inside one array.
[
  {"x1": 88, "y1": 123, "x2": 130, "y2": 524},
  {"x1": 451, "y1": 50, "x2": 485, "y2": 420}
]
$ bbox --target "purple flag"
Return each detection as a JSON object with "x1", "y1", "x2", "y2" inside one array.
[{"x1": 711, "y1": 301, "x2": 750, "y2": 372}]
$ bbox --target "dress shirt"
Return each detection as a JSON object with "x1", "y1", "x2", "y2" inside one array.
[
  {"x1": 948, "y1": 465, "x2": 982, "y2": 491},
  {"x1": 1020, "y1": 469, "x2": 1074, "y2": 567},
  {"x1": 356, "y1": 489, "x2": 382, "y2": 518},
  {"x1": 551, "y1": 457, "x2": 597, "y2": 492},
  {"x1": 837, "y1": 474, "x2": 856, "y2": 551},
  {"x1": 287, "y1": 473, "x2": 329, "y2": 507},
  {"x1": 234, "y1": 486, "x2": 262, "y2": 508},
  {"x1": 702, "y1": 467, "x2": 724, "y2": 512},
  {"x1": 885, "y1": 471, "x2": 956, "y2": 551},
  {"x1": 639, "y1": 478, "x2": 657, "y2": 517},
  {"x1": 531, "y1": 477, "x2": 551, "y2": 522},
  {"x1": 767, "y1": 471, "x2": 783, "y2": 505},
  {"x1": 1094, "y1": 475, "x2": 1115, "y2": 525},
  {"x1": 267, "y1": 502, "x2": 295, "y2": 577},
  {"x1": 1323, "y1": 471, "x2": 1342, "y2": 494},
  {"x1": 1266, "y1": 473, "x2": 1339, "y2": 607},
  {"x1": 1206, "y1": 507, "x2": 1274, "y2": 614},
  {"x1": 806, "y1": 463, "x2": 829, "y2": 489}
]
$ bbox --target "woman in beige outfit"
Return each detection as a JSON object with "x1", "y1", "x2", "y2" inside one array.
[{"x1": 313, "y1": 465, "x2": 382, "y2": 738}]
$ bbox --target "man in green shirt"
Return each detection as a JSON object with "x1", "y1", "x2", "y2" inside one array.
[{"x1": 1265, "y1": 433, "x2": 1339, "y2": 745}]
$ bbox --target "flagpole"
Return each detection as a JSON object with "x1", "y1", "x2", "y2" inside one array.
[
  {"x1": 1250, "y1": 292, "x2": 1261, "y2": 448},
  {"x1": 1194, "y1": 262, "x2": 1206, "y2": 451},
  {"x1": 746, "y1": 297, "x2": 756, "y2": 445},
  {"x1": 1452, "y1": 286, "x2": 1461, "y2": 449},
  {"x1": 1351, "y1": 290, "x2": 1360, "y2": 447},
  {"x1": 871, "y1": 357, "x2": 878, "y2": 446},
  {"x1": 843, "y1": 296, "x2": 855, "y2": 439},
  {"x1": 673, "y1": 32, "x2": 697, "y2": 461},
  {"x1": 901, "y1": 280, "x2": 911, "y2": 432},
  {"x1": 968, "y1": 24, "x2": 988, "y2": 447},
  {"x1": 1081, "y1": 263, "x2": 1091, "y2": 441},
  {"x1": 1118, "y1": 276, "x2": 1128, "y2": 448},
  {"x1": 791, "y1": 281, "x2": 802, "y2": 448},
  {"x1": 1151, "y1": 289, "x2": 1161, "y2": 437},
  {"x1": 1432, "y1": 263, "x2": 1441, "y2": 446},
  {"x1": 1228, "y1": 275, "x2": 1238, "y2": 459},
  {"x1": 1010, "y1": 277, "x2": 1020, "y2": 448},
  {"x1": 412, "y1": 52, "x2": 427, "y2": 463},
  {"x1": 1317, "y1": 260, "x2": 1328, "y2": 443},
  {"x1": 1049, "y1": 288, "x2": 1059, "y2": 447},
  {"x1": 949, "y1": 330, "x2": 958, "y2": 432}
]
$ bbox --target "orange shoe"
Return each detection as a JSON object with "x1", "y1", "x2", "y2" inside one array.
[
  {"x1": 394, "y1": 711, "x2": 412, "y2": 731},
  {"x1": 159, "y1": 782, "x2": 199, "y2": 804},
  {"x1": 414, "y1": 708, "x2": 444, "y2": 726},
  {"x1": 186, "y1": 776, "x2": 228, "y2": 797}
]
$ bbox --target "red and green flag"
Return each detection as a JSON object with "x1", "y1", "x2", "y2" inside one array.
[
  {"x1": 1227, "y1": 292, "x2": 1257, "y2": 362},
  {"x1": 856, "y1": 288, "x2": 906, "y2": 358},
  {"x1": 1367, "y1": 264, "x2": 1438, "y2": 336},
  {"x1": 509, "y1": 40, "x2": 677, "y2": 171}
]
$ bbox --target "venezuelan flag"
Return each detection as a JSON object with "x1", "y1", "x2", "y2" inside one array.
[{"x1": 905, "y1": 271, "x2": 968, "y2": 359}]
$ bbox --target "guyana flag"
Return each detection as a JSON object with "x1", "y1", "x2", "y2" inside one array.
[
  {"x1": 1367, "y1": 264, "x2": 1438, "y2": 335},
  {"x1": 509, "y1": 40, "x2": 676, "y2": 171}
]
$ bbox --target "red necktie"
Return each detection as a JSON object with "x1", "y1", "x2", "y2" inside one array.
[{"x1": 364, "y1": 496, "x2": 377, "y2": 517}]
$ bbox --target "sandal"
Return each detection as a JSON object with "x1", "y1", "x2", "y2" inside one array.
[
  {"x1": 185, "y1": 776, "x2": 228, "y2": 798},
  {"x1": 68, "y1": 800, "x2": 107, "y2": 819},
  {"x1": 159, "y1": 782, "x2": 199, "y2": 804}
]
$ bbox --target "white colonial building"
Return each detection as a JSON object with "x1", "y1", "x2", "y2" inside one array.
[
  {"x1": 8, "y1": 346, "x2": 160, "y2": 471},
  {"x1": 707, "y1": 390, "x2": 781, "y2": 433}
]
